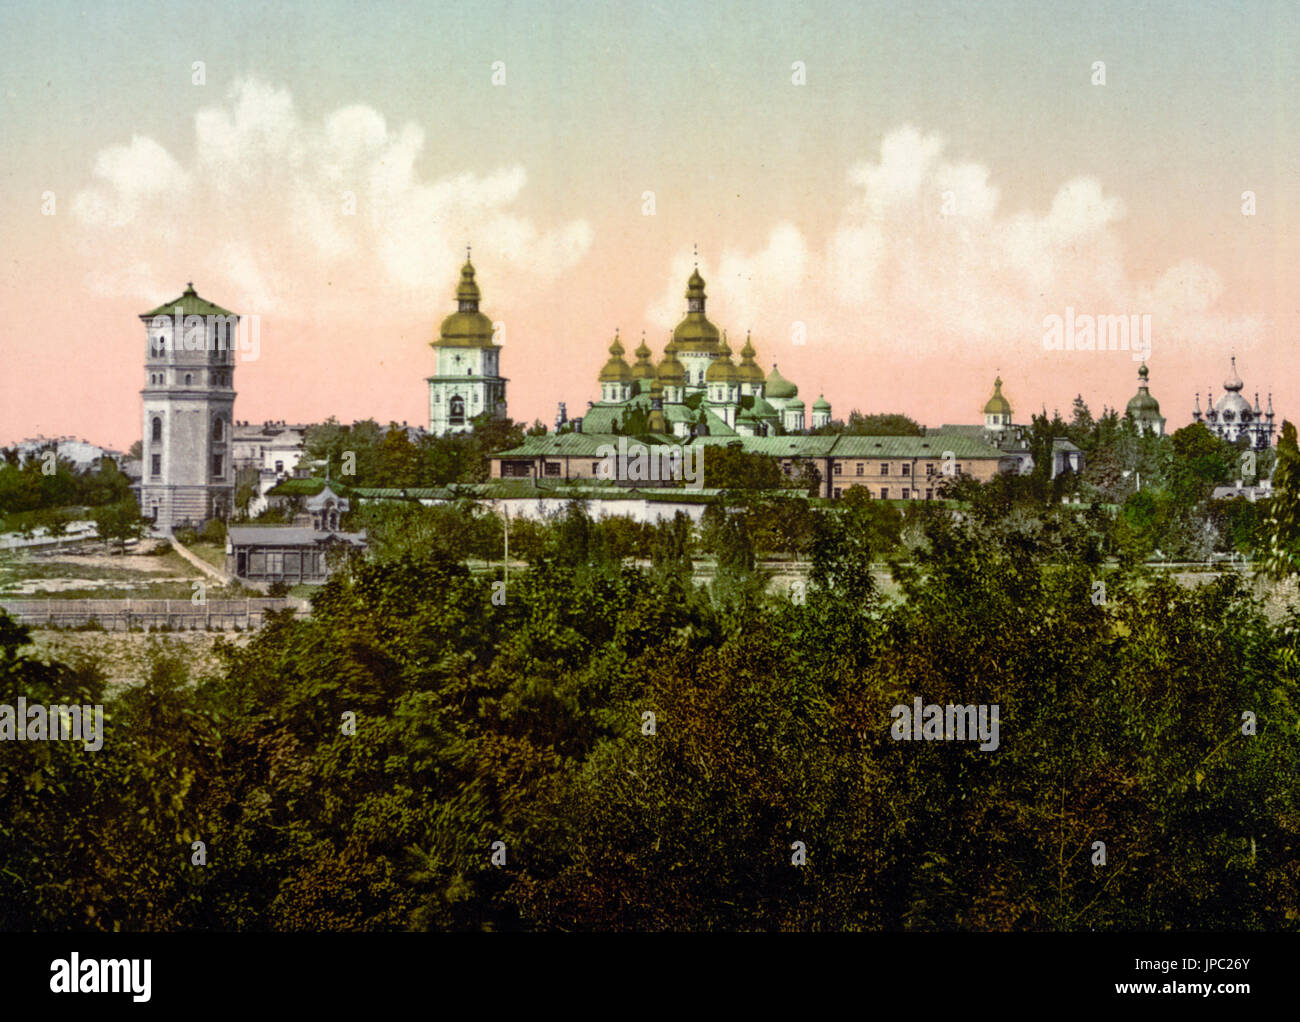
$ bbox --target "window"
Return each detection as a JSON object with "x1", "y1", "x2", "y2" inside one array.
[
  {"x1": 212, "y1": 454, "x2": 223, "y2": 478},
  {"x1": 213, "y1": 418, "x2": 224, "y2": 441},
  {"x1": 449, "y1": 395, "x2": 465, "y2": 425},
  {"x1": 902, "y1": 489, "x2": 910, "y2": 499},
  {"x1": 926, "y1": 489, "x2": 933, "y2": 500},
  {"x1": 185, "y1": 373, "x2": 192, "y2": 385},
  {"x1": 266, "y1": 551, "x2": 284, "y2": 576},
  {"x1": 833, "y1": 463, "x2": 842, "y2": 475},
  {"x1": 275, "y1": 460, "x2": 284, "y2": 473},
  {"x1": 926, "y1": 463, "x2": 935, "y2": 476},
  {"x1": 901, "y1": 464, "x2": 910, "y2": 476},
  {"x1": 152, "y1": 417, "x2": 163, "y2": 442},
  {"x1": 880, "y1": 463, "x2": 890, "y2": 474},
  {"x1": 880, "y1": 488, "x2": 889, "y2": 499},
  {"x1": 592, "y1": 462, "x2": 600, "y2": 473},
  {"x1": 833, "y1": 487, "x2": 842, "y2": 498},
  {"x1": 151, "y1": 454, "x2": 161, "y2": 477},
  {"x1": 544, "y1": 461, "x2": 561, "y2": 477}
]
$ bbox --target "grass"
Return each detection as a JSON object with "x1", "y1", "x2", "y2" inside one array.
[
  {"x1": 0, "y1": 505, "x2": 97, "y2": 535},
  {"x1": 187, "y1": 542, "x2": 228, "y2": 571}
]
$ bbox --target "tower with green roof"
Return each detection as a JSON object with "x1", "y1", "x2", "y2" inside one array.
[
  {"x1": 428, "y1": 254, "x2": 508, "y2": 436},
  {"x1": 764, "y1": 364, "x2": 805, "y2": 431},
  {"x1": 811, "y1": 394, "x2": 832, "y2": 429},
  {"x1": 138, "y1": 282, "x2": 237, "y2": 527},
  {"x1": 1124, "y1": 363, "x2": 1166, "y2": 437}
]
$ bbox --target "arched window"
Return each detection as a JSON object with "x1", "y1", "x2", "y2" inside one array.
[
  {"x1": 213, "y1": 417, "x2": 224, "y2": 441},
  {"x1": 185, "y1": 373, "x2": 192, "y2": 385},
  {"x1": 449, "y1": 395, "x2": 465, "y2": 425},
  {"x1": 152, "y1": 417, "x2": 163, "y2": 443}
]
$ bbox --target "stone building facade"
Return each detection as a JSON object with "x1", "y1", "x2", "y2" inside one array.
[{"x1": 138, "y1": 283, "x2": 237, "y2": 528}]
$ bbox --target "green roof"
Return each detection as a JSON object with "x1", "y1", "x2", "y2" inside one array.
[
  {"x1": 493, "y1": 432, "x2": 684, "y2": 459},
  {"x1": 141, "y1": 283, "x2": 235, "y2": 319},
  {"x1": 765, "y1": 365, "x2": 798, "y2": 399},
  {"x1": 579, "y1": 396, "x2": 737, "y2": 437},
  {"x1": 267, "y1": 477, "x2": 354, "y2": 497},
  {"x1": 691, "y1": 433, "x2": 1005, "y2": 460}
]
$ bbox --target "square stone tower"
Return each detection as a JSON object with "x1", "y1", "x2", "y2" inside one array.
[{"x1": 138, "y1": 283, "x2": 237, "y2": 528}]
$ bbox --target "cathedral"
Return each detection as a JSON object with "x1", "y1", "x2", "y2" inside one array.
[
  {"x1": 1192, "y1": 356, "x2": 1275, "y2": 450},
  {"x1": 571, "y1": 267, "x2": 829, "y2": 438},
  {"x1": 427, "y1": 254, "x2": 508, "y2": 436}
]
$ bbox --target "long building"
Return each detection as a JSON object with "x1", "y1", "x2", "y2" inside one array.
[{"x1": 491, "y1": 430, "x2": 1004, "y2": 499}]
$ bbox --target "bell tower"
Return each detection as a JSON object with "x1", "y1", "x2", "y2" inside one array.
[{"x1": 428, "y1": 251, "x2": 508, "y2": 435}]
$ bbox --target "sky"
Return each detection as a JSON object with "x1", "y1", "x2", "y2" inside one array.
[{"x1": 1, "y1": 0, "x2": 1298, "y2": 449}]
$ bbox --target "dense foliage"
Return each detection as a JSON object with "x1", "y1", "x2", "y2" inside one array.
[
  {"x1": 302, "y1": 414, "x2": 545, "y2": 489},
  {"x1": 2, "y1": 485, "x2": 1297, "y2": 931},
  {"x1": 0, "y1": 451, "x2": 133, "y2": 518}
]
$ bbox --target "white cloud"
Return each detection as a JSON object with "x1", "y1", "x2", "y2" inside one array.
[
  {"x1": 72, "y1": 77, "x2": 592, "y2": 313},
  {"x1": 645, "y1": 125, "x2": 1255, "y2": 361}
]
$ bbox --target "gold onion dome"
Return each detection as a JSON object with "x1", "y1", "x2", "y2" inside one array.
[
  {"x1": 736, "y1": 331, "x2": 765, "y2": 383},
  {"x1": 631, "y1": 332, "x2": 656, "y2": 379},
  {"x1": 656, "y1": 336, "x2": 687, "y2": 384},
  {"x1": 436, "y1": 259, "x2": 496, "y2": 348},
  {"x1": 672, "y1": 268, "x2": 722, "y2": 352},
  {"x1": 598, "y1": 330, "x2": 633, "y2": 382},
  {"x1": 706, "y1": 333, "x2": 740, "y2": 383},
  {"x1": 765, "y1": 364, "x2": 798, "y2": 399},
  {"x1": 983, "y1": 376, "x2": 1012, "y2": 416}
]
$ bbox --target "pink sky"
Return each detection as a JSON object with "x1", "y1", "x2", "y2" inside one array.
[{"x1": 2, "y1": 3, "x2": 1297, "y2": 450}]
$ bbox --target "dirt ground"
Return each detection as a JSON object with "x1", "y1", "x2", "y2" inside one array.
[{"x1": 22, "y1": 629, "x2": 250, "y2": 691}]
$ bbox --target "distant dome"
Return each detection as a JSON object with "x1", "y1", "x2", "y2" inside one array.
[
  {"x1": 1126, "y1": 363, "x2": 1163, "y2": 418},
  {"x1": 706, "y1": 335, "x2": 739, "y2": 383},
  {"x1": 736, "y1": 332, "x2": 765, "y2": 383},
  {"x1": 672, "y1": 268, "x2": 722, "y2": 352},
  {"x1": 598, "y1": 331, "x2": 633, "y2": 382},
  {"x1": 1223, "y1": 356, "x2": 1244, "y2": 392},
  {"x1": 765, "y1": 364, "x2": 798, "y2": 399},
  {"x1": 1215, "y1": 391, "x2": 1252, "y2": 423},
  {"x1": 631, "y1": 334, "x2": 656, "y2": 380},
  {"x1": 983, "y1": 376, "x2": 1012, "y2": 416},
  {"x1": 435, "y1": 260, "x2": 496, "y2": 348},
  {"x1": 813, "y1": 394, "x2": 831, "y2": 412},
  {"x1": 655, "y1": 337, "x2": 687, "y2": 384}
]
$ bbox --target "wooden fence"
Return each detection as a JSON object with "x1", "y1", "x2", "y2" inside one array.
[{"x1": 0, "y1": 598, "x2": 308, "y2": 631}]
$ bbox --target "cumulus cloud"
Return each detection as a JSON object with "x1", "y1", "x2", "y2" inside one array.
[
  {"x1": 646, "y1": 124, "x2": 1256, "y2": 362},
  {"x1": 73, "y1": 77, "x2": 592, "y2": 313}
]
